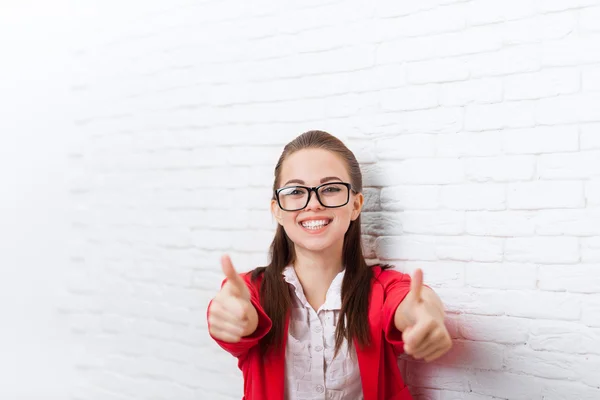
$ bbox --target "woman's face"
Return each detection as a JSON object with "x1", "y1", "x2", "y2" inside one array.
[{"x1": 271, "y1": 148, "x2": 364, "y2": 254}]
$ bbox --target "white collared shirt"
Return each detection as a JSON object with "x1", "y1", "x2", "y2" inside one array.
[{"x1": 282, "y1": 265, "x2": 364, "y2": 400}]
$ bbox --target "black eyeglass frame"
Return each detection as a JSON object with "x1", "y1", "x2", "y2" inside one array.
[{"x1": 274, "y1": 181, "x2": 355, "y2": 211}]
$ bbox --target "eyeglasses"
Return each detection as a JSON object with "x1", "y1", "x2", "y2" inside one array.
[{"x1": 274, "y1": 182, "x2": 354, "y2": 211}]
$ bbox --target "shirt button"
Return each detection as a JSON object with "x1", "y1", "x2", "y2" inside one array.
[
  {"x1": 315, "y1": 345, "x2": 323, "y2": 352},
  {"x1": 316, "y1": 385, "x2": 324, "y2": 393},
  {"x1": 314, "y1": 326, "x2": 322, "y2": 333}
]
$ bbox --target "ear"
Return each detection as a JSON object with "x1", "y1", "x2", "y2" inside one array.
[
  {"x1": 351, "y1": 192, "x2": 364, "y2": 221},
  {"x1": 271, "y1": 199, "x2": 283, "y2": 225}
]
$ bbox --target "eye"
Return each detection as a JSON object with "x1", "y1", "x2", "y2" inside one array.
[{"x1": 280, "y1": 187, "x2": 307, "y2": 196}]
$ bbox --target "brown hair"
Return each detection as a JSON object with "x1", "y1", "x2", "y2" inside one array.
[{"x1": 251, "y1": 130, "x2": 375, "y2": 355}]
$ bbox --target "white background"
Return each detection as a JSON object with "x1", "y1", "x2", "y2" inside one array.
[{"x1": 1, "y1": 0, "x2": 600, "y2": 399}]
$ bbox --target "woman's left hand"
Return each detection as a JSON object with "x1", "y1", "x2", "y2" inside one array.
[{"x1": 394, "y1": 269, "x2": 452, "y2": 362}]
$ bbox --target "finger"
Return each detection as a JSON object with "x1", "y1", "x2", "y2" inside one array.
[
  {"x1": 409, "y1": 331, "x2": 434, "y2": 358},
  {"x1": 403, "y1": 318, "x2": 435, "y2": 352},
  {"x1": 221, "y1": 255, "x2": 247, "y2": 295},
  {"x1": 213, "y1": 296, "x2": 248, "y2": 322},
  {"x1": 209, "y1": 326, "x2": 242, "y2": 343},
  {"x1": 208, "y1": 317, "x2": 246, "y2": 337},
  {"x1": 410, "y1": 268, "x2": 424, "y2": 301},
  {"x1": 410, "y1": 326, "x2": 447, "y2": 356},
  {"x1": 415, "y1": 331, "x2": 451, "y2": 360},
  {"x1": 423, "y1": 343, "x2": 452, "y2": 362}
]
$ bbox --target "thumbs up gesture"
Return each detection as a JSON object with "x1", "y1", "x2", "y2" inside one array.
[
  {"x1": 395, "y1": 269, "x2": 452, "y2": 362},
  {"x1": 208, "y1": 255, "x2": 259, "y2": 343}
]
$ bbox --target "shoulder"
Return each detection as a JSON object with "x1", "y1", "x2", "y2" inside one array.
[
  {"x1": 241, "y1": 267, "x2": 266, "y2": 289},
  {"x1": 370, "y1": 264, "x2": 411, "y2": 288}
]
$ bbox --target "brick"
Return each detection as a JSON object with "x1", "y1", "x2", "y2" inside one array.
[
  {"x1": 535, "y1": 209, "x2": 600, "y2": 236},
  {"x1": 504, "y1": 68, "x2": 579, "y2": 100},
  {"x1": 583, "y1": 294, "x2": 600, "y2": 327},
  {"x1": 581, "y1": 237, "x2": 600, "y2": 262},
  {"x1": 585, "y1": 179, "x2": 600, "y2": 206},
  {"x1": 375, "y1": 235, "x2": 437, "y2": 261},
  {"x1": 529, "y1": 320, "x2": 600, "y2": 355},
  {"x1": 504, "y1": 346, "x2": 580, "y2": 380},
  {"x1": 580, "y1": 6, "x2": 600, "y2": 32},
  {"x1": 190, "y1": 229, "x2": 232, "y2": 250},
  {"x1": 374, "y1": 0, "x2": 439, "y2": 17},
  {"x1": 507, "y1": 181, "x2": 584, "y2": 209},
  {"x1": 504, "y1": 290, "x2": 581, "y2": 320},
  {"x1": 435, "y1": 288, "x2": 505, "y2": 315},
  {"x1": 247, "y1": 209, "x2": 276, "y2": 230},
  {"x1": 541, "y1": 380, "x2": 600, "y2": 400},
  {"x1": 361, "y1": 211, "x2": 405, "y2": 236},
  {"x1": 362, "y1": 187, "x2": 381, "y2": 212},
  {"x1": 459, "y1": 315, "x2": 529, "y2": 344},
  {"x1": 537, "y1": 151, "x2": 600, "y2": 179},
  {"x1": 380, "y1": 185, "x2": 441, "y2": 210},
  {"x1": 405, "y1": 58, "x2": 469, "y2": 84},
  {"x1": 538, "y1": 264, "x2": 600, "y2": 293},
  {"x1": 466, "y1": 262, "x2": 537, "y2": 289},
  {"x1": 439, "y1": 77, "x2": 503, "y2": 106},
  {"x1": 502, "y1": 125, "x2": 579, "y2": 154},
  {"x1": 226, "y1": 146, "x2": 281, "y2": 166},
  {"x1": 466, "y1": 0, "x2": 536, "y2": 25},
  {"x1": 466, "y1": 210, "x2": 536, "y2": 236},
  {"x1": 505, "y1": 237, "x2": 580, "y2": 263},
  {"x1": 502, "y1": 11, "x2": 577, "y2": 45},
  {"x1": 400, "y1": 210, "x2": 465, "y2": 235},
  {"x1": 400, "y1": 261, "x2": 465, "y2": 288},
  {"x1": 581, "y1": 123, "x2": 600, "y2": 150},
  {"x1": 435, "y1": 236, "x2": 504, "y2": 262},
  {"x1": 346, "y1": 138, "x2": 378, "y2": 164},
  {"x1": 464, "y1": 155, "x2": 535, "y2": 182},
  {"x1": 375, "y1": 134, "x2": 436, "y2": 159},
  {"x1": 466, "y1": 44, "x2": 541, "y2": 78},
  {"x1": 437, "y1": 340, "x2": 504, "y2": 370},
  {"x1": 582, "y1": 65, "x2": 600, "y2": 92},
  {"x1": 379, "y1": 85, "x2": 439, "y2": 111},
  {"x1": 538, "y1": 0, "x2": 598, "y2": 12},
  {"x1": 542, "y1": 35, "x2": 600, "y2": 67},
  {"x1": 440, "y1": 184, "x2": 506, "y2": 211},
  {"x1": 465, "y1": 101, "x2": 535, "y2": 131},
  {"x1": 436, "y1": 132, "x2": 503, "y2": 157},
  {"x1": 467, "y1": 370, "x2": 543, "y2": 400},
  {"x1": 371, "y1": 107, "x2": 464, "y2": 135},
  {"x1": 379, "y1": 159, "x2": 465, "y2": 185},
  {"x1": 405, "y1": 363, "x2": 469, "y2": 392},
  {"x1": 395, "y1": 4, "x2": 467, "y2": 37}
]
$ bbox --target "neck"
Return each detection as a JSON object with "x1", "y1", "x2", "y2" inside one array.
[{"x1": 291, "y1": 241, "x2": 344, "y2": 310}]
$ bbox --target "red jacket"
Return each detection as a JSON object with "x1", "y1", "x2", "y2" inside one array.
[{"x1": 208, "y1": 266, "x2": 414, "y2": 400}]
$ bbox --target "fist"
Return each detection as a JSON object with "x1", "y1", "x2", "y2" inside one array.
[
  {"x1": 398, "y1": 269, "x2": 453, "y2": 362},
  {"x1": 208, "y1": 255, "x2": 258, "y2": 343}
]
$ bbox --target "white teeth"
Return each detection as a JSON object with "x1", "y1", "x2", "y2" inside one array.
[{"x1": 301, "y1": 219, "x2": 330, "y2": 229}]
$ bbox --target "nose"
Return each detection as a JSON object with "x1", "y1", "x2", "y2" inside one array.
[{"x1": 305, "y1": 189, "x2": 324, "y2": 211}]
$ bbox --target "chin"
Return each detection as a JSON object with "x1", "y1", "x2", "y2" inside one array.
[{"x1": 289, "y1": 231, "x2": 344, "y2": 253}]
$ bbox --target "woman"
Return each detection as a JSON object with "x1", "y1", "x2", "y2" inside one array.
[{"x1": 207, "y1": 130, "x2": 452, "y2": 399}]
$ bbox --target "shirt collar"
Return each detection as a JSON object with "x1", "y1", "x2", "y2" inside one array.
[{"x1": 282, "y1": 265, "x2": 345, "y2": 311}]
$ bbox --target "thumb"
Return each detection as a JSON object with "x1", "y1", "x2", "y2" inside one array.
[
  {"x1": 410, "y1": 268, "x2": 424, "y2": 301},
  {"x1": 221, "y1": 255, "x2": 248, "y2": 297}
]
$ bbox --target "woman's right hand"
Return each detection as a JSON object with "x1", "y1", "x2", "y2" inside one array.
[{"x1": 208, "y1": 255, "x2": 259, "y2": 343}]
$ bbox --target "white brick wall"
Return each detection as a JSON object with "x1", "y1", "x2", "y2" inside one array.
[{"x1": 10, "y1": 0, "x2": 597, "y2": 399}]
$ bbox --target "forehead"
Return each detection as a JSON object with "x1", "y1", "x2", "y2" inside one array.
[{"x1": 280, "y1": 148, "x2": 350, "y2": 185}]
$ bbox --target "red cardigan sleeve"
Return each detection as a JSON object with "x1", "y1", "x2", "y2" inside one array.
[
  {"x1": 380, "y1": 269, "x2": 412, "y2": 351},
  {"x1": 207, "y1": 272, "x2": 272, "y2": 359}
]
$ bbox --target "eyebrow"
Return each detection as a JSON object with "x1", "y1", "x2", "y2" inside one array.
[{"x1": 282, "y1": 176, "x2": 343, "y2": 186}]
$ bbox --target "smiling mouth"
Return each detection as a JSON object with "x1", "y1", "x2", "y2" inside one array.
[{"x1": 299, "y1": 219, "x2": 332, "y2": 230}]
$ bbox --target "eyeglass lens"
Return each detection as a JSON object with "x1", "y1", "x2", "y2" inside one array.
[{"x1": 278, "y1": 183, "x2": 349, "y2": 211}]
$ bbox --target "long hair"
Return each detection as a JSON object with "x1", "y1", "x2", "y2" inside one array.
[{"x1": 251, "y1": 130, "x2": 375, "y2": 355}]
